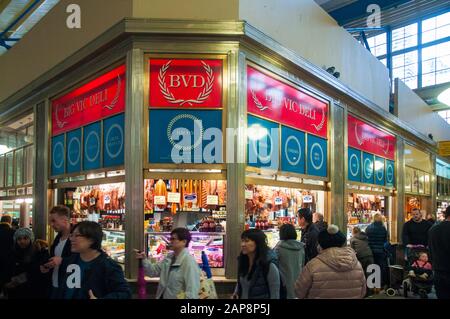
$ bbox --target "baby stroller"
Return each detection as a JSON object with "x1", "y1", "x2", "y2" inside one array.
[
  {"x1": 385, "y1": 243, "x2": 404, "y2": 297},
  {"x1": 402, "y1": 245, "x2": 433, "y2": 299}
]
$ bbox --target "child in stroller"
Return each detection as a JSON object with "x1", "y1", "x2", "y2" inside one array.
[{"x1": 404, "y1": 246, "x2": 433, "y2": 298}]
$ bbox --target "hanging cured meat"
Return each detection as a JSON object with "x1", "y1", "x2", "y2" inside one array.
[
  {"x1": 96, "y1": 190, "x2": 104, "y2": 210},
  {"x1": 201, "y1": 181, "x2": 209, "y2": 209},
  {"x1": 170, "y1": 179, "x2": 177, "y2": 215},
  {"x1": 217, "y1": 181, "x2": 226, "y2": 205},
  {"x1": 118, "y1": 183, "x2": 126, "y2": 209},
  {"x1": 144, "y1": 180, "x2": 154, "y2": 211},
  {"x1": 154, "y1": 179, "x2": 167, "y2": 210},
  {"x1": 111, "y1": 187, "x2": 119, "y2": 210}
]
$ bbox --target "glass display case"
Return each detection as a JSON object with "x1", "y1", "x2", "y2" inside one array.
[
  {"x1": 145, "y1": 231, "x2": 224, "y2": 268},
  {"x1": 103, "y1": 230, "x2": 125, "y2": 264},
  {"x1": 263, "y1": 228, "x2": 302, "y2": 249}
]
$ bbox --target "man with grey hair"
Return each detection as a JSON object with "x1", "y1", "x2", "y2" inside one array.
[{"x1": 313, "y1": 212, "x2": 328, "y2": 232}]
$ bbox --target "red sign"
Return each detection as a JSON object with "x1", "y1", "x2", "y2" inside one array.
[
  {"x1": 247, "y1": 66, "x2": 328, "y2": 138},
  {"x1": 149, "y1": 59, "x2": 223, "y2": 108},
  {"x1": 348, "y1": 115, "x2": 396, "y2": 160},
  {"x1": 51, "y1": 65, "x2": 126, "y2": 136}
]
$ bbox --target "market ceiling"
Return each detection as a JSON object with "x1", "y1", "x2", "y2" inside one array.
[
  {"x1": 315, "y1": 0, "x2": 450, "y2": 110},
  {"x1": 0, "y1": 0, "x2": 59, "y2": 55}
]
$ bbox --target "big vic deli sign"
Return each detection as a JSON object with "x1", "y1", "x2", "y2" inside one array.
[
  {"x1": 348, "y1": 115, "x2": 396, "y2": 160},
  {"x1": 247, "y1": 66, "x2": 328, "y2": 138},
  {"x1": 149, "y1": 59, "x2": 223, "y2": 108},
  {"x1": 51, "y1": 65, "x2": 126, "y2": 136}
]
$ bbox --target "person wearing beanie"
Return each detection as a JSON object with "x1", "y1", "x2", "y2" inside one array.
[
  {"x1": 297, "y1": 208, "x2": 320, "y2": 264},
  {"x1": 295, "y1": 224, "x2": 366, "y2": 299},
  {"x1": 3, "y1": 228, "x2": 51, "y2": 299}
]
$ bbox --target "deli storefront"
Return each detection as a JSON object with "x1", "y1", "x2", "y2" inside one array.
[
  {"x1": 245, "y1": 64, "x2": 329, "y2": 247},
  {"x1": 50, "y1": 63, "x2": 127, "y2": 264},
  {"x1": 4, "y1": 20, "x2": 439, "y2": 281},
  {"x1": 346, "y1": 115, "x2": 397, "y2": 242}
]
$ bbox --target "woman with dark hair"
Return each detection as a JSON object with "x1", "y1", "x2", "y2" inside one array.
[
  {"x1": 3, "y1": 228, "x2": 50, "y2": 299},
  {"x1": 55, "y1": 221, "x2": 131, "y2": 299},
  {"x1": 136, "y1": 227, "x2": 200, "y2": 299},
  {"x1": 232, "y1": 229, "x2": 280, "y2": 299},
  {"x1": 274, "y1": 224, "x2": 305, "y2": 299}
]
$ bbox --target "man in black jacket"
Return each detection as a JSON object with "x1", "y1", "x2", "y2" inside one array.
[
  {"x1": 0, "y1": 215, "x2": 16, "y2": 290},
  {"x1": 402, "y1": 208, "x2": 432, "y2": 248},
  {"x1": 313, "y1": 212, "x2": 328, "y2": 232},
  {"x1": 41, "y1": 205, "x2": 73, "y2": 298},
  {"x1": 429, "y1": 206, "x2": 450, "y2": 299},
  {"x1": 298, "y1": 208, "x2": 319, "y2": 264}
]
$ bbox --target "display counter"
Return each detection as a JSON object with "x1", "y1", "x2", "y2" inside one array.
[
  {"x1": 145, "y1": 231, "x2": 225, "y2": 268},
  {"x1": 103, "y1": 229, "x2": 125, "y2": 264}
]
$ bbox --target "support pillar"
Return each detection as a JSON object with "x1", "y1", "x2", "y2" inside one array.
[{"x1": 124, "y1": 48, "x2": 145, "y2": 279}]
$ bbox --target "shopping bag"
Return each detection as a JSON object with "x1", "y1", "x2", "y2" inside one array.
[{"x1": 199, "y1": 270, "x2": 218, "y2": 299}]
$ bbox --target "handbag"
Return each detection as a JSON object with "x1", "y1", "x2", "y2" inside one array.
[
  {"x1": 199, "y1": 270, "x2": 218, "y2": 299},
  {"x1": 175, "y1": 270, "x2": 218, "y2": 299}
]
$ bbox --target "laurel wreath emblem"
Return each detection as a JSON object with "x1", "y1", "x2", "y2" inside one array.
[
  {"x1": 54, "y1": 75, "x2": 122, "y2": 130},
  {"x1": 167, "y1": 114, "x2": 204, "y2": 151},
  {"x1": 159, "y1": 60, "x2": 214, "y2": 106},
  {"x1": 54, "y1": 103, "x2": 68, "y2": 129},
  {"x1": 103, "y1": 74, "x2": 122, "y2": 110},
  {"x1": 251, "y1": 88, "x2": 325, "y2": 132},
  {"x1": 250, "y1": 89, "x2": 270, "y2": 111},
  {"x1": 312, "y1": 108, "x2": 326, "y2": 132}
]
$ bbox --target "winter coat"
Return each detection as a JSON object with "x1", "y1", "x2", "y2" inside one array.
[
  {"x1": 366, "y1": 222, "x2": 388, "y2": 255},
  {"x1": 301, "y1": 223, "x2": 320, "y2": 264},
  {"x1": 295, "y1": 246, "x2": 366, "y2": 299},
  {"x1": 0, "y1": 223, "x2": 15, "y2": 287},
  {"x1": 236, "y1": 249, "x2": 280, "y2": 299},
  {"x1": 350, "y1": 232, "x2": 373, "y2": 260},
  {"x1": 428, "y1": 221, "x2": 450, "y2": 275},
  {"x1": 55, "y1": 252, "x2": 131, "y2": 299},
  {"x1": 314, "y1": 221, "x2": 328, "y2": 233},
  {"x1": 4, "y1": 244, "x2": 51, "y2": 299},
  {"x1": 274, "y1": 240, "x2": 305, "y2": 299},
  {"x1": 402, "y1": 219, "x2": 432, "y2": 247},
  {"x1": 143, "y1": 248, "x2": 200, "y2": 299}
]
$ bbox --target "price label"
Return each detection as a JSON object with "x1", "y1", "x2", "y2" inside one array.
[
  {"x1": 89, "y1": 197, "x2": 96, "y2": 205},
  {"x1": 184, "y1": 193, "x2": 197, "y2": 203},
  {"x1": 167, "y1": 192, "x2": 181, "y2": 203},
  {"x1": 245, "y1": 190, "x2": 253, "y2": 200},
  {"x1": 274, "y1": 197, "x2": 283, "y2": 205},
  {"x1": 303, "y1": 195, "x2": 313, "y2": 203},
  {"x1": 206, "y1": 195, "x2": 219, "y2": 205},
  {"x1": 104, "y1": 195, "x2": 111, "y2": 204},
  {"x1": 154, "y1": 195, "x2": 166, "y2": 205}
]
